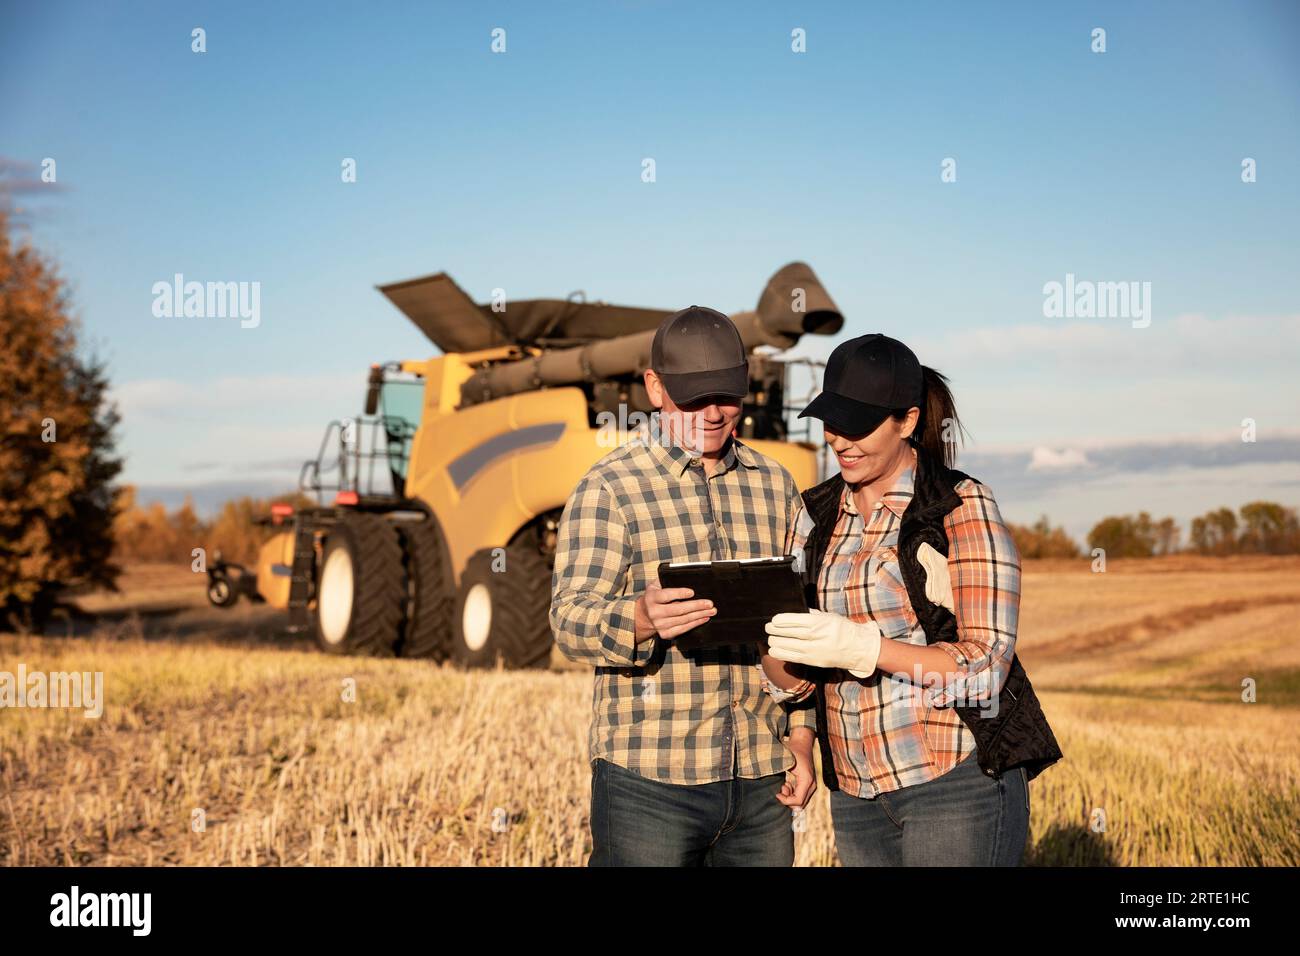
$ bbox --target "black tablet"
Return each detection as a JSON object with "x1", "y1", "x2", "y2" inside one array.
[{"x1": 656, "y1": 555, "x2": 808, "y2": 650}]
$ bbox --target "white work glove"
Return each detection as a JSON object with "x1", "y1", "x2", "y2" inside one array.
[
  {"x1": 765, "y1": 609, "x2": 882, "y2": 679},
  {"x1": 917, "y1": 543, "x2": 955, "y2": 612}
]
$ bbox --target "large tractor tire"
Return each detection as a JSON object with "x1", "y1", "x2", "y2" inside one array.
[
  {"x1": 314, "y1": 513, "x2": 406, "y2": 656},
  {"x1": 451, "y1": 544, "x2": 553, "y2": 669},
  {"x1": 397, "y1": 517, "x2": 454, "y2": 661}
]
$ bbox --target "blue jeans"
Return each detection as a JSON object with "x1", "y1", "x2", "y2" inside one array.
[
  {"x1": 588, "y1": 758, "x2": 795, "y2": 866},
  {"x1": 830, "y1": 753, "x2": 1029, "y2": 866}
]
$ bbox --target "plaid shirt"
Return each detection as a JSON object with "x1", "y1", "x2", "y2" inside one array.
[
  {"x1": 773, "y1": 445, "x2": 1021, "y2": 798},
  {"x1": 550, "y1": 417, "x2": 815, "y2": 785}
]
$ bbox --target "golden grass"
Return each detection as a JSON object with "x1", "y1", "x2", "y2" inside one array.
[{"x1": 2, "y1": 556, "x2": 1298, "y2": 866}]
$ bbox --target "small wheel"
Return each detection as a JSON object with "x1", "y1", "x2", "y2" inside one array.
[
  {"x1": 207, "y1": 575, "x2": 238, "y2": 608},
  {"x1": 451, "y1": 544, "x2": 554, "y2": 669}
]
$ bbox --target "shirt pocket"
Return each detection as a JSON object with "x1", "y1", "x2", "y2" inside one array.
[{"x1": 866, "y1": 545, "x2": 920, "y2": 638}]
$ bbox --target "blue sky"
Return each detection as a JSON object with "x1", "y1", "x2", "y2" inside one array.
[{"x1": 3, "y1": 0, "x2": 1298, "y2": 541}]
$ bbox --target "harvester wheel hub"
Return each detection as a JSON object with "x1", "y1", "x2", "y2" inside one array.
[
  {"x1": 462, "y1": 583, "x2": 493, "y2": 652},
  {"x1": 318, "y1": 547, "x2": 355, "y2": 646}
]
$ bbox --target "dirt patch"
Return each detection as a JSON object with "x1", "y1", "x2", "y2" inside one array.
[{"x1": 1031, "y1": 593, "x2": 1300, "y2": 661}]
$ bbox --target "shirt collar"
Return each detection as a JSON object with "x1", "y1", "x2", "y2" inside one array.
[
  {"x1": 839, "y1": 445, "x2": 916, "y2": 519},
  {"x1": 635, "y1": 414, "x2": 757, "y2": 477},
  {"x1": 731, "y1": 436, "x2": 759, "y2": 469}
]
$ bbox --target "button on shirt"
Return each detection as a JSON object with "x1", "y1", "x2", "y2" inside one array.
[
  {"x1": 773, "y1": 446, "x2": 1021, "y2": 798},
  {"x1": 550, "y1": 418, "x2": 814, "y2": 785}
]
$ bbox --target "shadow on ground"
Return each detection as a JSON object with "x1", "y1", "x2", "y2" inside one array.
[
  {"x1": 37, "y1": 600, "x2": 316, "y2": 652},
  {"x1": 1026, "y1": 822, "x2": 1119, "y2": 866}
]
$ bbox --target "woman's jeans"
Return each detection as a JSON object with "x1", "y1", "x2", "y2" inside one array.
[
  {"x1": 588, "y1": 758, "x2": 794, "y2": 866},
  {"x1": 830, "y1": 753, "x2": 1029, "y2": 866}
]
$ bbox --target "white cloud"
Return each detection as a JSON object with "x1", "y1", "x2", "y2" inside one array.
[
  {"x1": 904, "y1": 314, "x2": 1300, "y2": 374},
  {"x1": 1003, "y1": 461, "x2": 1300, "y2": 545},
  {"x1": 111, "y1": 372, "x2": 358, "y2": 417},
  {"x1": 910, "y1": 312, "x2": 1300, "y2": 377},
  {"x1": 784, "y1": 313, "x2": 1299, "y2": 452},
  {"x1": 110, "y1": 372, "x2": 367, "y2": 486},
  {"x1": 1027, "y1": 447, "x2": 1092, "y2": 472},
  {"x1": 969, "y1": 425, "x2": 1300, "y2": 458}
]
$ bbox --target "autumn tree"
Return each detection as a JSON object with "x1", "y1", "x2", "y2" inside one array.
[
  {"x1": 0, "y1": 212, "x2": 123, "y2": 630},
  {"x1": 1087, "y1": 511, "x2": 1163, "y2": 558},
  {"x1": 1007, "y1": 515, "x2": 1081, "y2": 559},
  {"x1": 111, "y1": 487, "x2": 203, "y2": 564},
  {"x1": 1189, "y1": 507, "x2": 1239, "y2": 555},
  {"x1": 1152, "y1": 516, "x2": 1180, "y2": 555},
  {"x1": 1237, "y1": 501, "x2": 1300, "y2": 554},
  {"x1": 112, "y1": 489, "x2": 316, "y2": 566},
  {"x1": 204, "y1": 493, "x2": 314, "y2": 565}
]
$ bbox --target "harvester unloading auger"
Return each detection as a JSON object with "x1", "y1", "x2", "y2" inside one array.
[{"x1": 206, "y1": 263, "x2": 844, "y2": 667}]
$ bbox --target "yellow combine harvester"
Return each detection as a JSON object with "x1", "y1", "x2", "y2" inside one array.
[{"x1": 207, "y1": 263, "x2": 844, "y2": 667}]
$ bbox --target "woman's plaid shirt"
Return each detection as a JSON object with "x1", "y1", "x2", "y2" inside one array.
[
  {"x1": 550, "y1": 419, "x2": 816, "y2": 786},
  {"x1": 773, "y1": 446, "x2": 1022, "y2": 798}
]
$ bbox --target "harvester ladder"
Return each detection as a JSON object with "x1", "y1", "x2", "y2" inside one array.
[{"x1": 286, "y1": 515, "x2": 317, "y2": 634}]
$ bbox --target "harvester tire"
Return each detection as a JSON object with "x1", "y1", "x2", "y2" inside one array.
[
  {"x1": 397, "y1": 517, "x2": 454, "y2": 661},
  {"x1": 314, "y1": 514, "x2": 406, "y2": 657},
  {"x1": 451, "y1": 544, "x2": 553, "y2": 669}
]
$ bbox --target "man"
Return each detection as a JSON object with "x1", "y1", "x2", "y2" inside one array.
[{"x1": 550, "y1": 304, "x2": 816, "y2": 867}]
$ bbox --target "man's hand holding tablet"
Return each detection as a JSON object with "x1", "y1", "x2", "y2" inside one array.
[
  {"x1": 655, "y1": 556, "x2": 808, "y2": 649},
  {"x1": 634, "y1": 584, "x2": 717, "y2": 641}
]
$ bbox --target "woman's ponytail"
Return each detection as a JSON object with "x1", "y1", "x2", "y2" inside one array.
[{"x1": 897, "y1": 365, "x2": 964, "y2": 468}]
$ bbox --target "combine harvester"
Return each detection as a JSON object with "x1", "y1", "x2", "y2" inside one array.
[{"x1": 206, "y1": 262, "x2": 843, "y2": 667}]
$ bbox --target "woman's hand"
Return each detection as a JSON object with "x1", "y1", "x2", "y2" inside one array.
[
  {"x1": 777, "y1": 726, "x2": 817, "y2": 810},
  {"x1": 765, "y1": 609, "x2": 882, "y2": 677}
]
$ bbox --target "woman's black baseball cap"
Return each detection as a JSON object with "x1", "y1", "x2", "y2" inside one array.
[{"x1": 798, "y1": 333, "x2": 924, "y2": 436}]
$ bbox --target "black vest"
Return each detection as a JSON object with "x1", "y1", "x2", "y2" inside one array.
[{"x1": 799, "y1": 446, "x2": 1064, "y2": 789}]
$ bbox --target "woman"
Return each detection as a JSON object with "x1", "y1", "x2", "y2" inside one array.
[{"x1": 760, "y1": 332, "x2": 1062, "y2": 866}]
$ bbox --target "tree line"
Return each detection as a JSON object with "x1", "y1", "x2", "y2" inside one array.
[
  {"x1": 113, "y1": 486, "x2": 316, "y2": 567},
  {"x1": 1009, "y1": 504, "x2": 1300, "y2": 559}
]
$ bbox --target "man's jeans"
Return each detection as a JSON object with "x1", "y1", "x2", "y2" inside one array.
[
  {"x1": 588, "y1": 758, "x2": 795, "y2": 866},
  {"x1": 830, "y1": 752, "x2": 1029, "y2": 866}
]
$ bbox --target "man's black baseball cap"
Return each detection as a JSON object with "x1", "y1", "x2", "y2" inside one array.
[
  {"x1": 650, "y1": 305, "x2": 750, "y2": 405},
  {"x1": 798, "y1": 333, "x2": 924, "y2": 436}
]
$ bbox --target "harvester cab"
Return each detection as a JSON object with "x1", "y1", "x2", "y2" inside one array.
[
  {"x1": 208, "y1": 263, "x2": 844, "y2": 669},
  {"x1": 297, "y1": 364, "x2": 422, "y2": 507}
]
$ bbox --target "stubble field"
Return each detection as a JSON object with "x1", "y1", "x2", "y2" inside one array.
[{"x1": 2, "y1": 556, "x2": 1298, "y2": 866}]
